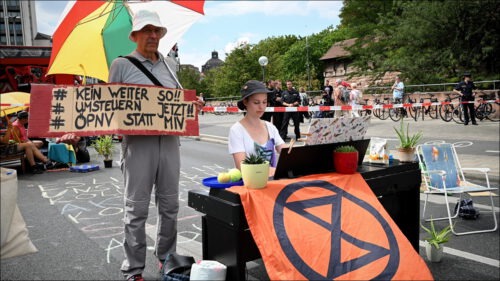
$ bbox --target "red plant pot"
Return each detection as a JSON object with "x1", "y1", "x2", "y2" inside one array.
[{"x1": 333, "y1": 151, "x2": 359, "y2": 174}]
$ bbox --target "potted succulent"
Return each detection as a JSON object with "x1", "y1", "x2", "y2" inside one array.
[
  {"x1": 240, "y1": 153, "x2": 269, "y2": 189},
  {"x1": 90, "y1": 135, "x2": 114, "y2": 168},
  {"x1": 393, "y1": 119, "x2": 423, "y2": 162},
  {"x1": 421, "y1": 219, "x2": 453, "y2": 262},
  {"x1": 333, "y1": 145, "x2": 359, "y2": 174}
]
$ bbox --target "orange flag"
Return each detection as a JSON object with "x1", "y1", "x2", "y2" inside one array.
[{"x1": 229, "y1": 173, "x2": 433, "y2": 280}]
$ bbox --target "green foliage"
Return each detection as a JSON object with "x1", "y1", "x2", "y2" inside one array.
[
  {"x1": 393, "y1": 119, "x2": 423, "y2": 149},
  {"x1": 91, "y1": 135, "x2": 114, "y2": 160},
  {"x1": 178, "y1": 67, "x2": 201, "y2": 93},
  {"x1": 343, "y1": 0, "x2": 500, "y2": 83},
  {"x1": 242, "y1": 153, "x2": 266, "y2": 165},
  {"x1": 421, "y1": 219, "x2": 453, "y2": 249},
  {"x1": 334, "y1": 145, "x2": 358, "y2": 153}
]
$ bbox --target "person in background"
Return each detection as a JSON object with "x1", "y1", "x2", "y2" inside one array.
[
  {"x1": 453, "y1": 73, "x2": 478, "y2": 125},
  {"x1": 107, "y1": 10, "x2": 204, "y2": 281},
  {"x1": 333, "y1": 81, "x2": 348, "y2": 117},
  {"x1": 391, "y1": 76, "x2": 405, "y2": 102},
  {"x1": 260, "y1": 79, "x2": 274, "y2": 122},
  {"x1": 56, "y1": 133, "x2": 90, "y2": 163},
  {"x1": 271, "y1": 80, "x2": 284, "y2": 131},
  {"x1": 1, "y1": 117, "x2": 50, "y2": 173},
  {"x1": 322, "y1": 80, "x2": 334, "y2": 117},
  {"x1": 199, "y1": 93, "x2": 205, "y2": 115},
  {"x1": 10, "y1": 111, "x2": 44, "y2": 148},
  {"x1": 298, "y1": 86, "x2": 309, "y2": 123},
  {"x1": 228, "y1": 80, "x2": 285, "y2": 177},
  {"x1": 349, "y1": 83, "x2": 363, "y2": 117},
  {"x1": 279, "y1": 80, "x2": 301, "y2": 141}
]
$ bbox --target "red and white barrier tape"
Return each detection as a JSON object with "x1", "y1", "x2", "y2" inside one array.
[
  {"x1": 1, "y1": 100, "x2": 498, "y2": 113},
  {"x1": 0, "y1": 103, "x2": 30, "y2": 107},
  {"x1": 202, "y1": 99, "x2": 500, "y2": 112}
]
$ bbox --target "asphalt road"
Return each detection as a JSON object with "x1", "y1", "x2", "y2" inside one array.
[
  {"x1": 199, "y1": 113, "x2": 499, "y2": 157},
  {"x1": 1, "y1": 114, "x2": 499, "y2": 280}
]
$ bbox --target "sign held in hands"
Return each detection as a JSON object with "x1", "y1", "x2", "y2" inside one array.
[{"x1": 28, "y1": 84, "x2": 199, "y2": 137}]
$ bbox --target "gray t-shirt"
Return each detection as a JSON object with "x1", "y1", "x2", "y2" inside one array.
[{"x1": 108, "y1": 50, "x2": 179, "y2": 88}]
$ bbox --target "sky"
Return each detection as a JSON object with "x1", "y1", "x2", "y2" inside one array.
[{"x1": 35, "y1": 1, "x2": 343, "y2": 71}]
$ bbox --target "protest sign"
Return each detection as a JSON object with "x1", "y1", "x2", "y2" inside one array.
[{"x1": 28, "y1": 84, "x2": 198, "y2": 137}]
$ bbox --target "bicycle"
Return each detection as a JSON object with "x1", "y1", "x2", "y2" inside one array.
[
  {"x1": 389, "y1": 97, "x2": 410, "y2": 122},
  {"x1": 372, "y1": 95, "x2": 390, "y2": 120},
  {"x1": 475, "y1": 93, "x2": 497, "y2": 122},
  {"x1": 358, "y1": 99, "x2": 372, "y2": 117},
  {"x1": 418, "y1": 93, "x2": 439, "y2": 120}
]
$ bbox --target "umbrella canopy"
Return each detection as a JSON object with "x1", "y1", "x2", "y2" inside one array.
[
  {"x1": 0, "y1": 92, "x2": 30, "y2": 117},
  {"x1": 47, "y1": 0, "x2": 205, "y2": 82}
]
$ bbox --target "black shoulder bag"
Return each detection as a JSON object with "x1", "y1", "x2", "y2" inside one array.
[{"x1": 122, "y1": 56, "x2": 164, "y2": 87}]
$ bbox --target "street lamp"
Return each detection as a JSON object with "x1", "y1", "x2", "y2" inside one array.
[
  {"x1": 258, "y1": 56, "x2": 268, "y2": 82},
  {"x1": 8, "y1": 16, "x2": 21, "y2": 45}
]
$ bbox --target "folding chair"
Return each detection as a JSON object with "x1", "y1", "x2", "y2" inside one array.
[{"x1": 417, "y1": 143, "x2": 498, "y2": 235}]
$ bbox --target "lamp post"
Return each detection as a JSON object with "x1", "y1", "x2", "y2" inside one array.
[
  {"x1": 258, "y1": 56, "x2": 268, "y2": 82},
  {"x1": 8, "y1": 16, "x2": 21, "y2": 45}
]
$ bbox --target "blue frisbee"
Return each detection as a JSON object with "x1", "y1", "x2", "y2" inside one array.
[{"x1": 202, "y1": 177, "x2": 244, "y2": 188}]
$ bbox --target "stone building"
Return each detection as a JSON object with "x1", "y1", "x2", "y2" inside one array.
[
  {"x1": 320, "y1": 38, "x2": 397, "y2": 88},
  {"x1": 201, "y1": 50, "x2": 224, "y2": 73}
]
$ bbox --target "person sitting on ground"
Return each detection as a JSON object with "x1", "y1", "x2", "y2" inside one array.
[
  {"x1": 55, "y1": 133, "x2": 90, "y2": 163},
  {"x1": 228, "y1": 80, "x2": 286, "y2": 177},
  {"x1": 10, "y1": 111, "x2": 44, "y2": 148},
  {"x1": 1, "y1": 118, "x2": 50, "y2": 174}
]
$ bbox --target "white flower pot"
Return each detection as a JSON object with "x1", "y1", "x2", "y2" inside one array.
[
  {"x1": 396, "y1": 147, "x2": 416, "y2": 162},
  {"x1": 240, "y1": 162, "x2": 269, "y2": 189},
  {"x1": 425, "y1": 242, "x2": 444, "y2": 262}
]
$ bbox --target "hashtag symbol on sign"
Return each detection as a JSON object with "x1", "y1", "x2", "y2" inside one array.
[
  {"x1": 53, "y1": 89, "x2": 68, "y2": 101},
  {"x1": 52, "y1": 103, "x2": 65, "y2": 115},
  {"x1": 50, "y1": 116, "x2": 65, "y2": 129}
]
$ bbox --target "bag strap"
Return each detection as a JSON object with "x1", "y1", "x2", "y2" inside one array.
[{"x1": 122, "y1": 56, "x2": 164, "y2": 87}]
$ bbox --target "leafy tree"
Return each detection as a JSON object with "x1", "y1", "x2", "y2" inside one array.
[
  {"x1": 343, "y1": 0, "x2": 500, "y2": 83},
  {"x1": 281, "y1": 27, "x2": 350, "y2": 90},
  {"x1": 178, "y1": 67, "x2": 201, "y2": 92}
]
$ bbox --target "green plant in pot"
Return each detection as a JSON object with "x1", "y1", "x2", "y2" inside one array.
[
  {"x1": 333, "y1": 145, "x2": 359, "y2": 174},
  {"x1": 421, "y1": 218, "x2": 453, "y2": 262},
  {"x1": 393, "y1": 119, "x2": 423, "y2": 162},
  {"x1": 91, "y1": 135, "x2": 114, "y2": 168},
  {"x1": 240, "y1": 153, "x2": 269, "y2": 189}
]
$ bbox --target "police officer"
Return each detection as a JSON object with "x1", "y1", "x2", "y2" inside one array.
[
  {"x1": 279, "y1": 80, "x2": 301, "y2": 141},
  {"x1": 453, "y1": 73, "x2": 478, "y2": 125}
]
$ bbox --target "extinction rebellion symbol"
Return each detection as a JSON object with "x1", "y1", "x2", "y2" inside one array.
[{"x1": 273, "y1": 180, "x2": 400, "y2": 280}]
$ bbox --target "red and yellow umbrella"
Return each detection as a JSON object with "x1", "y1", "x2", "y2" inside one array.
[{"x1": 47, "y1": 0, "x2": 205, "y2": 82}]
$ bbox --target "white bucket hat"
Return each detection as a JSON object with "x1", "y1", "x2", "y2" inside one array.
[{"x1": 129, "y1": 9, "x2": 167, "y2": 40}]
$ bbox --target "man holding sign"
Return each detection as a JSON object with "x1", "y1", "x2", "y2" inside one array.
[{"x1": 108, "y1": 10, "x2": 204, "y2": 281}]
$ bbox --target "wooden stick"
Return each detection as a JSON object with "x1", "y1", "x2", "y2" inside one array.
[{"x1": 288, "y1": 138, "x2": 296, "y2": 154}]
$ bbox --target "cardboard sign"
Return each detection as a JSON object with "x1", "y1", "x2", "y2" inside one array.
[
  {"x1": 28, "y1": 84, "x2": 198, "y2": 137},
  {"x1": 229, "y1": 173, "x2": 433, "y2": 280}
]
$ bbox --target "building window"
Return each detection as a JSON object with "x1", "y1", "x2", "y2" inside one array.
[{"x1": 0, "y1": 35, "x2": 7, "y2": 44}]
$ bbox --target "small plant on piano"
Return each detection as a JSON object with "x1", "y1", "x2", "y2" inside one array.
[
  {"x1": 242, "y1": 153, "x2": 266, "y2": 164},
  {"x1": 240, "y1": 153, "x2": 269, "y2": 189},
  {"x1": 333, "y1": 145, "x2": 358, "y2": 174}
]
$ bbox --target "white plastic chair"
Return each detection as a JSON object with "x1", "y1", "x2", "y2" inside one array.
[{"x1": 417, "y1": 143, "x2": 498, "y2": 235}]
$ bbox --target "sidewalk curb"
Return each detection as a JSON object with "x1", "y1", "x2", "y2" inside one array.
[{"x1": 184, "y1": 135, "x2": 228, "y2": 145}]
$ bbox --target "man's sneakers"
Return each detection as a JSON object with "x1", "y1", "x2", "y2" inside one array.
[
  {"x1": 127, "y1": 274, "x2": 144, "y2": 281},
  {"x1": 472, "y1": 122, "x2": 478, "y2": 125}
]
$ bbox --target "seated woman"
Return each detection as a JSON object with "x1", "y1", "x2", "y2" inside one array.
[
  {"x1": 1, "y1": 119, "x2": 49, "y2": 174},
  {"x1": 228, "y1": 80, "x2": 285, "y2": 177},
  {"x1": 10, "y1": 111, "x2": 44, "y2": 148}
]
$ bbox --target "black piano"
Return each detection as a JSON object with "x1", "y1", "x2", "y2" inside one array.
[{"x1": 188, "y1": 140, "x2": 421, "y2": 281}]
